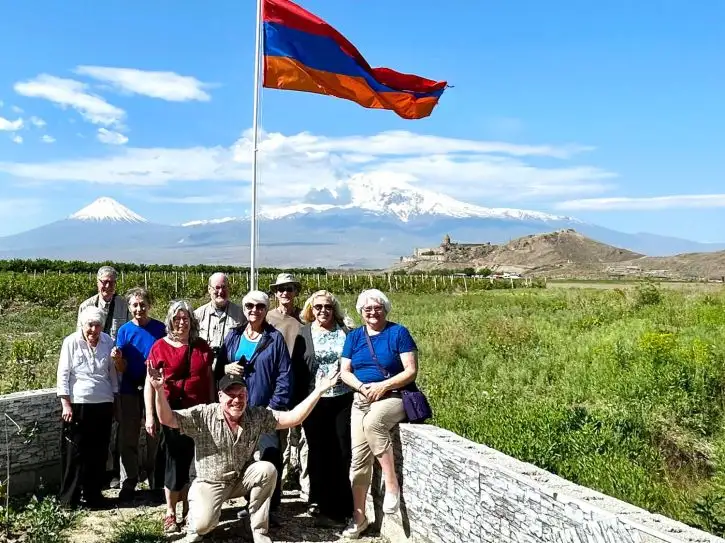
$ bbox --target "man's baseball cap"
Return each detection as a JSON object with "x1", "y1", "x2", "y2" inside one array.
[{"x1": 218, "y1": 374, "x2": 247, "y2": 392}]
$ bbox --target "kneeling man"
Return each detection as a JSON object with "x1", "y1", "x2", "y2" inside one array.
[{"x1": 149, "y1": 365, "x2": 339, "y2": 543}]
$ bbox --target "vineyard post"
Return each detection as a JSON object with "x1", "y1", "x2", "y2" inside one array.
[
  {"x1": 316, "y1": 274, "x2": 320, "y2": 288},
  {"x1": 144, "y1": 272, "x2": 148, "y2": 289},
  {"x1": 433, "y1": 276, "x2": 437, "y2": 289},
  {"x1": 464, "y1": 276, "x2": 468, "y2": 293},
  {"x1": 121, "y1": 270, "x2": 124, "y2": 283},
  {"x1": 369, "y1": 274, "x2": 373, "y2": 288},
  {"x1": 175, "y1": 272, "x2": 179, "y2": 296},
  {"x1": 394, "y1": 275, "x2": 398, "y2": 290},
  {"x1": 387, "y1": 274, "x2": 392, "y2": 291},
  {"x1": 510, "y1": 277, "x2": 514, "y2": 288}
]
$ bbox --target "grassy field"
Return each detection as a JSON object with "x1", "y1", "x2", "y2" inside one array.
[{"x1": 3, "y1": 282, "x2": 725, "y2": 536}]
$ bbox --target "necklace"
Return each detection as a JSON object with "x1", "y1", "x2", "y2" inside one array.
[{"x1": 245, "y1": 327, "x2": 261, "y2": 340}]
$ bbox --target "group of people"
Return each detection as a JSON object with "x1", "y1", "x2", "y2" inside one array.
[{"x1": 57, "y1": 267, "x2": 421, "y2": 543}]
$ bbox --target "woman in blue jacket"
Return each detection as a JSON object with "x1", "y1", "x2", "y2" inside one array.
[{"x1": 215, "y1": 290, "x2": 292, "y2": 512}]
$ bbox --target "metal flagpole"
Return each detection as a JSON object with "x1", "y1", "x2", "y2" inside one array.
[{"x1": 250, "y1": 0, "x2": 263, "y2": 291}]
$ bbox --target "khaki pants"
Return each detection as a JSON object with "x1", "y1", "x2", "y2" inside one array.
[
  {"x1": 187, "y1": 461, "x2": 277, "y2": 543},
  {"x1": 119, "y1": 393, "x2": 159, "y2": 490},
  {"x1": 350, "y1": 392, "x2": 405, "y2": 488}
]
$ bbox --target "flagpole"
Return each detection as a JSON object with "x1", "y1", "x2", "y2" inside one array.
[{"x1": 250, "y1": 0, "x2": 263, "y2": 291}]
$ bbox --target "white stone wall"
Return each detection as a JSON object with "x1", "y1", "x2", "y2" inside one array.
[
  {"x1": 367, "y1": 424, "x2": 724, "y2": 543},
  {"x1": 0, "y1": 388, "x2": 61, "y2": 495}
]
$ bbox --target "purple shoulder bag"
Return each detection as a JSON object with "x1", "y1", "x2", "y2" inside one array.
[{"x1": 363, "y1": 329, "x2": 432, "y2": 424}]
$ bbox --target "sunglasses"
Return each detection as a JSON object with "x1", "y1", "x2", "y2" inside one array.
[
  {"x1": 313, "y1": 304, "x2": 334, "y2": 312},
  {"x1": 276, "y1": 285, "x2": 296, "y2": 293},
  {"x1": 244, "y1": 302, "x2": 267, "y2": 311}
]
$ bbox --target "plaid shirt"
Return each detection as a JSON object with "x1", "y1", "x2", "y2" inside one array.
[{"x1": 174, "y1": 403, "x2": 277, "y2": 483}]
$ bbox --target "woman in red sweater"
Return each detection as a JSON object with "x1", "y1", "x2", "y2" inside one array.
[{"x1": 145, "y1": 300, "x2": 214, "y2": 534}]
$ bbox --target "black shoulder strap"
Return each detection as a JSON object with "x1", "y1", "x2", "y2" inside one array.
[
  {"x1": 177, "y1": 342, "x2": 194, "y2": 401},
  {"x1": 364, "y1": 328, "x2": 390, "y2": 378},
  {"x1": 96, "y1": 295, "x2": 115, "y2": 335}
]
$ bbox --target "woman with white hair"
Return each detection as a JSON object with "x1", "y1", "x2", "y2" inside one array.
[
  {"x1": 57, "y1": 305, "x2": 120, "y2": 508},
  {"x1": 339, "y1": 289, "x2": 418, "y2": 538},
  {"x1": 215, "y1": 290, "x2": 292, "y2": 515},
  {"x1": 291, "y1": 290, "x2": 355, "y2": 526},
  {"x1": 145, "y1": 300, "x2": 214, "y2": 534}
]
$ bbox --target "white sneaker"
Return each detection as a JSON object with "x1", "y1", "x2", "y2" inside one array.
[
  {"x1": 342, "y1": 516, "x2": 369, "y2": 539},
  {"x1": 383, "y1": 492, "x2": 399, "y2": 514},
  {"x1": 183, "y1": 533, "x2": 204, "y2": 543}
]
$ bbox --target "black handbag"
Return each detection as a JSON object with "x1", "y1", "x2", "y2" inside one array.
[{"x1": 363, "y1": 329, "x2": 432, "y2": 424}]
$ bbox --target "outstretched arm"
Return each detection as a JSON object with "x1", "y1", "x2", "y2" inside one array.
[
  {"x1": 147, "y1": 366, "x2": 179, "y2": 429},
  {"x1": 273, "y1": 371, "x2": 339, "y2": 430}
]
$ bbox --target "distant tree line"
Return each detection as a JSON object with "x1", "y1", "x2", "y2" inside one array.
[{"x1": 0, "y1": 258, "x2": 327, "y2": 276}]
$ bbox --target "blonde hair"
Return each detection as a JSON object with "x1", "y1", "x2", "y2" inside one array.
[{"x1": 301, "y1": 290, "x2": 355, "y2": 329}]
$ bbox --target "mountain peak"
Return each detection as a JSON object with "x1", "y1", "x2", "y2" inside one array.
[
  {"x1": 69, "y1": 197, "x2": 147, "y2": 223},
  {"x1": 260, "y1": 173, "x2": 578, "y2": 223}
]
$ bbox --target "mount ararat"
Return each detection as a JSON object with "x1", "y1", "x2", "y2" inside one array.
[{"x1": 0, "y1": 177, "x2": 722, "y2": 268}]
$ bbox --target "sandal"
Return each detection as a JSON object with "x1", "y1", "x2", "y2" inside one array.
[{"x1": 164, "y1": 513, "x2": 180, "y2": 534}]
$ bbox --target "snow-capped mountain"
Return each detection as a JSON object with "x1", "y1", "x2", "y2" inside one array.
[
  {"x1": 257, "y1": 174, "x2": 578, "y2": 223},
  {"x1": 1, "y1": 186, "x2": 724, "y2": 267},
  {"x1": 69, "y1": 197, "x2": 147, "y2": 223}
]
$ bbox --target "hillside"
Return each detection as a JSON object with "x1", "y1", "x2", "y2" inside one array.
[{"x1": 393, "y1": 229, "x2": 725, "y2": 280}]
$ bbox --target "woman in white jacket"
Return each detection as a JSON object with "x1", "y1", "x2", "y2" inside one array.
[{"x1": 57, "y1": 306, "x2": 120, "y2": 508}]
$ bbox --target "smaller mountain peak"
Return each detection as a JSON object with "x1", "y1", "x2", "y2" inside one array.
[{"x1": 69, "y1": 197, "x2": 148, "y2": 223}]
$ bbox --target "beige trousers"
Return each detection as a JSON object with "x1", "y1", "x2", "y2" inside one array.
[
  {"x1": 187, "y1": 461, "x2": 277, "y2": 543},
  {"x1": 350, "y1": 392, "x2": 405, "y2": 488}
]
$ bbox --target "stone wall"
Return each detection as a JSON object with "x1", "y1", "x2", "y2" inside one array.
[
  {"x1": 367, "y1": 424, "x2": 724, "y2": 543},
  {"x1": 0, "y1": 388, "x2": 61, "y2": 495}
]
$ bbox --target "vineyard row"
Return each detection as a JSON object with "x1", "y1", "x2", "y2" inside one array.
[{"x1": 0, "y1": 271, "x2": 544, "y2": 307}]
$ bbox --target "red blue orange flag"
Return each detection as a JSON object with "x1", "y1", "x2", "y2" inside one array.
[{"x1": 262, "y1": 0, "x2": 447, "y2": 120}]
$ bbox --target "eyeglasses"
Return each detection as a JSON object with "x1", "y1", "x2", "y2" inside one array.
[
  {"x1": 244, "y1": 303, "x2": 267, "y2": 311},
  {"x1": 98, "y1": 279, "x2": 116, "y2": 286},
  {"x1": 363, "y1": 305, "x2": 384, "y2": 314},
  {"x1": 313, "y1": 304, "x2": 334, "y2": 312},
  {"x1": 276, "y1": 285, "x2": 296, "y2": 293},
  {"x1": 173, "y1": 315, "x2": 190, "y2": 322}
]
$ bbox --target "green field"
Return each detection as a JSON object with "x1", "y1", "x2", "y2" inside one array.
[{"x1": 3, "y1": 278, "x2": 725, "y2": 536}]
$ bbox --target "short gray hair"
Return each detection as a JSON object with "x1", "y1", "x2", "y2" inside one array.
[
  {"x1": 164, "y1": 300, "x2": 199, "y2": 342},
  {"x1": 208, "y1": 272, "x2": 229, "y2": 287},
  {"x1": 97, "y1": 266, "x2": 118, "y2": 280},
  {"x1": 79, "y1": 306, "x2": 106, "y2": 327},
  {"x1": 355, "y1": 289, "x2": 391, "y2": 315},
  {"x1": 125, "y1": 287, "x2": 152, "y2": 307},
  {"x1": 242, "y1": 290, "x2": 269, "y2": 308}
]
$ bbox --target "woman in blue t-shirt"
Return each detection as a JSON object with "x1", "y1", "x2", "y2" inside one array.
[{"x1": 339, "y1": 289, "x2": 418, "y2": 539}]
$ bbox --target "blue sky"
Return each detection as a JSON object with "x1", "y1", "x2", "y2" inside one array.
[{"x1": 0, "y1": 0, "x2": 723, "y2": 241}]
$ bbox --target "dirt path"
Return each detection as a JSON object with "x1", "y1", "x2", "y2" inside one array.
[{"x1": 67, "y1": 488, "x2": 386, "y2": 543}]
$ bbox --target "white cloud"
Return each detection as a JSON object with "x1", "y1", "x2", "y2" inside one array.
[
  {"x1": 75, "y1": 66, "x2": 212, "y2": 102},
  {"x1": 557, "y1": 194, "x2": 725, "y2": 211},
  {"x1": 0, "y1": 130, "x2": 613, "y2": 203},
  {"x1": 11, "y1": 105, "x2": 24, "y2": 114},
  {"x1": 12, "y1": 135, "x2": 23, "y2": 144},
  {"x1": 97, "y1": 128, "x2": 129, "y2": 146},
  {"x1": 14, "y1": 74, "x2": 125, "y2": 127},
  {"x1": 41, "y1": 134, "x2": 56, "y2": 144},
  {"x1": 0, "y1": 117, "x2": 23, "y2": 131},
  {"x1": 29, "y1": 116, "x2": 46, "y2": 128}
]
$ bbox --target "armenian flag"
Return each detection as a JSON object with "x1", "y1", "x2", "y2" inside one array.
[{"x1": 262, "y1": 0, "x2": 447, "y2": 120}]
